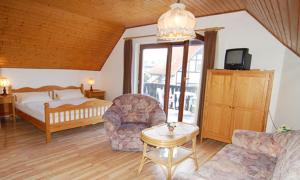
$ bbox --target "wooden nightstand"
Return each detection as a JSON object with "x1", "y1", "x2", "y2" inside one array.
[
  {"x1": 85, "y1": 90, "x2": 105, "y2": 100},
  {"x1": 0, "y1": 94, "x2": 16, "y2": 121}
]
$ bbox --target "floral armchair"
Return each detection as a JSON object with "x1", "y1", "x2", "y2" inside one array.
[{"x1": 103, "y1": 94, "x2": 166, "y2": 151}]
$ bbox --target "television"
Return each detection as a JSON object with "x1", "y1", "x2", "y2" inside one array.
[{"x1": 224, "y1": 48, "x2": 252, "y2": 70}]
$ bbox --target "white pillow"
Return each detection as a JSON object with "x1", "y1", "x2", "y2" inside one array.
[
  {"x1": 14, "y1": 92, "x2": 52, "y2": 104},
  {"x1": 54, "y1": 89, "x2": 84, "y2": 100}
]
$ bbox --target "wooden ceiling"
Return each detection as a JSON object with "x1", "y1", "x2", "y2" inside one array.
[
  {"x1": 32, "y1": 0, "x2": 245, "y2": 28},
  {"x1": 0, "y1": 0, "x2": 298, "y2": 70},
  {"x1": 245, "y1": 0, "x2": 300, "y2": 58}
]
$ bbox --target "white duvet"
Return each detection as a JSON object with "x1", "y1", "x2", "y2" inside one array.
[{"x1": 16, "y1": 97, "x2": 108, "y2": 124}]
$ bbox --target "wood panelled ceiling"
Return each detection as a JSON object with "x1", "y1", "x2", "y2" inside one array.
[
  {"x1": 0, "y1": 0, "x2": 124, "y2": 70},
  {"x1": 32, "y1": 0, "x2": 245, "y2": 28},
  {"x1": 0, "y1": 0, "x2": 298, "y2": 70},
  {"x1": 245, "y1": 0, "x2": 300, "y2": 58}
]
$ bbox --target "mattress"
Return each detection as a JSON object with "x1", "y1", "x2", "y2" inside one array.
[{"x1": 15, "y1": 97, "x2": 108, "y2": 124}]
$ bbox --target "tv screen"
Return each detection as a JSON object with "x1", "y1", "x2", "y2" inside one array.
[
  {"x1": 226, "y1": 50, "x2": 244, "y2": 64},
  {"x1": 224, "y1": 48, "x2": 251, "y2": 70}
]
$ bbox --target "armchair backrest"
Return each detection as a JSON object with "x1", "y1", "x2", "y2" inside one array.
[{"x1": 112, "y1": 94, "x2": 165, "y2": 124}]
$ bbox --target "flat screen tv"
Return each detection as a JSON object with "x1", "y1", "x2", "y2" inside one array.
[{"x1": 224, "y1": 48, "x2": 252, "y2": 70}]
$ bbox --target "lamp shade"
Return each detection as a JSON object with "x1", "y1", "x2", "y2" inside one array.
[
  {"x1": 157, "y1": 2, "x2": 196, "y2": 42},
  {"x1": 0, "y1": 77, "x2": 9, "y2": 87},
  {"x1": 87, "y1": 79, "x2": 95, "y2": 85}
]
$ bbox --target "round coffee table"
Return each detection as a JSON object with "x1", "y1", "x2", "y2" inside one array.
[{"x1": 138, "y1": 122, "x2": 199, "y2": 180}]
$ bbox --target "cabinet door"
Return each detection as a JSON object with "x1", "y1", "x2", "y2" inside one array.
[
  {"x1": 205, "y1": 71, "x2": 234, "y2": 106},
  {"x1": 203, "y1": 104, "x2": 232, "y2": 143},
  {"x1": 232, "y1": 72, "x2": 270, "y2": 132},
  {"x1": 202, "y1": 71, "x2": 234, "y2": 143},
  {"x1": 232, "y1": 109, "x2": 264, "y2": 132}
]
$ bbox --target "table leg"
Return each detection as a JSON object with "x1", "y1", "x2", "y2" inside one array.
[
  {"x1": 192, "y1": 137, "x2": 199, "y2": 170},
  {"x1": 138, "y1": 143, "x2": 148, "y2": 175},
  {"x1": 167, "y1": 147, "x2": 173, "y2": 180}
]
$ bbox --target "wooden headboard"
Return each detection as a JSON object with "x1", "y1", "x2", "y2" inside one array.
[{"x1": 11, "y1": 84, "x2": 84, "y2": 96}]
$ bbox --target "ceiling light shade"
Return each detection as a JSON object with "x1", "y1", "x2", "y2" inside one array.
[{"x1": 157, "y1": 2, "x2": 196, "y2": 42}]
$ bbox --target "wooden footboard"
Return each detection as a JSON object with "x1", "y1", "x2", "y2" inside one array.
[{"x1": 44, "y1": 100, "x2": 112, "y2": 143}]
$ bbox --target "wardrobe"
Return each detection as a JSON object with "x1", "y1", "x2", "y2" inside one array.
[{"x1": 201, "y1": 70, "x2": 274, "y2": 143}]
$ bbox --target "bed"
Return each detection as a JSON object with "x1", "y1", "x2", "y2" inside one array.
[{"x1": 12, "y1": 84, "x2": 112, "y2": 143}]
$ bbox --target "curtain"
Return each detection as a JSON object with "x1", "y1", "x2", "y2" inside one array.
[
  {"x1": 123, "y1": 39, "x2": 133, "y2": 94},
  {"x1": 197, "y1": 30, "x2": 218, "y2": 127}
]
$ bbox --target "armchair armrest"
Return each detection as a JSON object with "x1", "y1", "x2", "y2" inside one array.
[
  {"x1": 232, "y1": 129, "x2": 281, "y2": 157},
  {"x1": 103, "y1": 107, "x2": 122, "y2": 135}
]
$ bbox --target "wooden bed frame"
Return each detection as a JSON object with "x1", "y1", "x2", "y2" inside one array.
[{"x1": 12, "y1": 84, "x2": 112, "y2": 143}]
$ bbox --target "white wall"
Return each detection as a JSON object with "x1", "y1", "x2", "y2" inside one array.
[
  {"x1": 100, "y1": 11, "x2": 288, "y2": 131},
  {"x1": 275, "y1": 49, "x2": 300, "y2": 129},
  {"x1": 98, "y1": 26, "x2": 158, "y2": 100},
  {"x1": 0, "y1": 68, "x2": 100, "y2": 90}
]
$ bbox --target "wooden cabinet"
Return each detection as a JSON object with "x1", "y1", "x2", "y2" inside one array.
[
  {"x1": 0, "y1": 95, "x2": 16, "y2": 121},
  {"x1": 85, "y1": 90, "x2": 105, "y2": 100},
  {"x1": 201, "y1": 70, "x2": 273, "y2": 143}
]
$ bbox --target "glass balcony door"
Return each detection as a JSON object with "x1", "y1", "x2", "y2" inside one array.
[
  {"x1": 138, "y1": 44, "x2": 170, "y2": 111},
  {"x1": 138, "y1": 40, "x2": 204, "y2": 124}
]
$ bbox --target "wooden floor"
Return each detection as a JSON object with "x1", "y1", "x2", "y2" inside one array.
[{"x1": 0, "y1": 117, "x2": 225, "y2": 180}]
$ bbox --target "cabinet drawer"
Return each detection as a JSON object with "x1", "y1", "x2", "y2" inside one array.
[
  {"x1": 89, "y1": 92, "x2": 104, "y2": 97},
  {"x1": 85, "y1": 90, "x2": 105, "y2": 99},
  {"x1": 0, "y1": 96, "x2": 13, "y2": 104}
]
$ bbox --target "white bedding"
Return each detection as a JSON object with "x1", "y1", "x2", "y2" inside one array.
[{"x1": 15, "y1": 97, "x2": 109, "y2": 124}]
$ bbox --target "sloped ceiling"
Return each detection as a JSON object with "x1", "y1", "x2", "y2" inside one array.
[
  {"x1": 245, "y1": 0, "x2": 300, "y2": 58},
  {"x1": 0, "y1": 0, "x2": 298, "y2": 71}
]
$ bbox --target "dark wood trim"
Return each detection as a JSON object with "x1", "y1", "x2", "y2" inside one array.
[
  {"x1": 196, "y1": 34, "x2": 205, "y2": 41},
  {"x1": 138, "y1": 46, "x2": 143, "y2": 93},
  {"x1": 140, "y1": 42, "x2": 185, "y2": 49},
  {"x1": 178, "y1": 41, "x2": 190, "y2": 122},
  {"x1": 164, "y1": 45, "x2": 172, "y2": 115}
]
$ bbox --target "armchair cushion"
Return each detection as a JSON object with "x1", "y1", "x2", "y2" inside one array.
[
  {"x1": 232, "y1": 129, "x2": 282, "y2": 157},
  {"x1": 175, "y1": 144, "x2": 277, "y2": 180}
]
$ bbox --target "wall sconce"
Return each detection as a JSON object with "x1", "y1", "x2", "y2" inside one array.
[
  {"x1": 87, "y1": 78, "x2": 95, "y2": 92},
  {"x1": 0, "y1": 77, "x2": 10, "y2": 96}
]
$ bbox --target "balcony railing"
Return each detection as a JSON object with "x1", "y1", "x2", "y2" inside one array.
[{"x1": 143, "y1": 83, "x2": 198, "y2": 112}]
